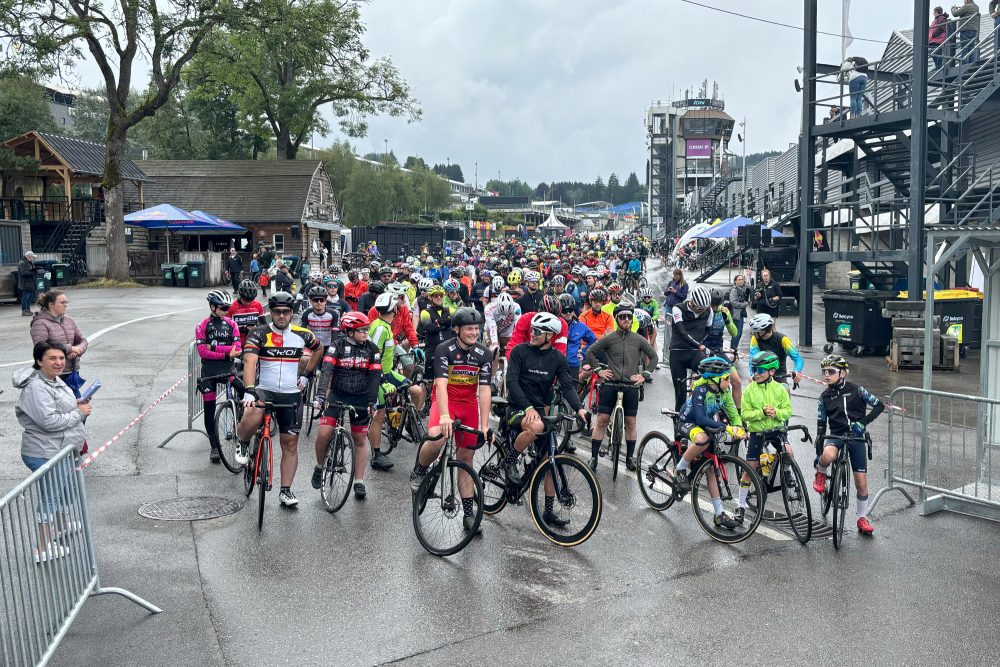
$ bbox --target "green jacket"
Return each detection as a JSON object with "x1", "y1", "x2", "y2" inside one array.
[
  {"x1": 369, "y1": 317, "x2": 395, "y2": 374},
  {"x1": 740, "y1": 377, "x2": 792, "y2": 432}
]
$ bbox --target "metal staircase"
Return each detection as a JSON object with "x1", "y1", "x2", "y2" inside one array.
[{"x1": 697, "y1": 170, "x2": 741, "y2": 220}]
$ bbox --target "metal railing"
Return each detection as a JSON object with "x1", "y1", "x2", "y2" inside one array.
[
  {"x1": 1, "y1": 446, "x2": 160, "y2": 666},
  {"x1": 870, "y1": 387, "x2": 1000, "y2": 521},
  {"x1": 158, "y1": 342, "x2": 207, "y2": 449}
]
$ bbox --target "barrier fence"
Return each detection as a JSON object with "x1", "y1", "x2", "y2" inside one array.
[
  {"x1": 159, "y1": 342, "x2": 206, "y2": 449},
  {"x1": 0, "y1": 446, "x2": 160, "y2": 667},
  {"x1": 870, "y1": 386, "x2": 1000, "y2": 521}
]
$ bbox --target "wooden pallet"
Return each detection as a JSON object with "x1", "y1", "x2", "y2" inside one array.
[{"x1": 887, "y1": 338, "x2": 960, "y2": 371}]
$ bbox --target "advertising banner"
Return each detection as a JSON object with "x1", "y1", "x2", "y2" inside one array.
[{"x1": 686, "y1": 139, "x2": 712, "y2": 158}]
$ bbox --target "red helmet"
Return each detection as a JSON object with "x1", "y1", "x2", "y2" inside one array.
[
  {"x1": 340, "y1": 312, "x2": 371, "y2": 332},
  {"x1": 541, "y1": 294, "x2": 563, "y2": 315}
]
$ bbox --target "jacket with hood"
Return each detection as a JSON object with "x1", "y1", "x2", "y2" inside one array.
[
  {"x1": 14, "y1": 366, "x2": 87, "y2": 459},
  {"x1": 30, "y1": 310, "x2": 88, "y2": 373}
]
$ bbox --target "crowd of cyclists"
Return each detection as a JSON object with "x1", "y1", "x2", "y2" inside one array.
[{"x1": 191, "y1": 229, "x2": 885, "y2": 542}]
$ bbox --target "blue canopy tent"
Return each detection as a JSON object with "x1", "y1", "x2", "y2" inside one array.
[
  {"x1": 693, "y1": 216, "x2": 785, "y2": 240},
  {"x1": 125, "y1": 204, "x2": 246, "y2": 257}
]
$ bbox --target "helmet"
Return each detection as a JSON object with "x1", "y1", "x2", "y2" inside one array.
[
  {"x1": 551, "y1": 274, "x2": 565, "y2": 286},
  {"x1": 589, "y1": 288, "x2": 607, "y2": 302},
  {"x1": 558, "y1": 293, "x2": 576, "y2": 313},
  {"x1": 207, "y1": 289, "x2": 233, "y2": 308},
  {"x1": 428, "y1": 285, "x2": 446, "y2": 296},
  {"x1": 747, "y1": 313, "x2": 774, "y2": 333},
  {"x1": 418, "y1": 278, "x2": 434, "y2": 291},
  {"x1": 379, "y1": 266, "x2": 394, "y2": 278},
  {"x1": 490, "y1": 275, "x2": 505, "y2": 294},
  {"x1": 452, "y1": 307, "x2": 484, "y2": 328},
  {"x1": 821, "y1": 354, "x2": 850, "y2": 370},
  {"x1": 698, "y1": 356, "x2": 733, "y2": 379},
  {"x1": 410, "y1": 271, "x2": 422, "y2": 281},
  {"x1": 367, "y1": 280, "x2": 386, "y2": 296},
  {"x1": 529, "y1": 312, "x2": 562, "y2": 334},
  {"x1": 306, "y1": 285, "x2": 327, "y2": 300},
  {"x1": 496, "y1": 293, "x2": 519, "y2": 315},
  {"x1": 710, "y1": 289, "x2": 724, "y2": 308},
  {"x1": 308, "y1": 270, "x2": 322, "y2": 281},
  {"x1": 268, "y1": 291, "x2": 296, "y2": 310},
  {"x1": 541, "y1": 294, "x2": 562, "y2": 315},
  {"x1": 347, "y1": 269, "x2": 359, "y2": 280},
  {"x1": 608, "y1": 282, "x2": 623, "y2": 295},
  {"x1": 687, "y1": 286, "x2": 712, "y2": 310},
  {"x1": 587, "y1": 269, "x2": 600, "y2": 278},
  {"x1": 750, "y1": 351, "x2": 781, "y2": 373},
  {"x1": 322, "y1": 274, "x2": 338, "y2": 286},
  {"x1": 238, "y1": 280, "x2": 258, "y2": 300},
  {"x1": 374, "y1": 292, "x2": 397, "y2": 314},
  {"x1": 387, "y1": 281, "x2": 406, "y2": 295},
  {"x1": 635, "y1": 309, "x2": 653, "y2": 329},
  {"x1": 369, "y1": 260, "x2": 381, "y2": 270},
  {"x1": 443, "y1": 278, "x2": 460, "y2": 292},
  {"x1": 524, "y1": 270, "x2": 540, "y2": 283},
  {"x1": 340, "y1": 312, "x2": 371, "y2": 332},
  {"x1": 572, "y1": 266, "x2": 585, "y2": 276},
  {"x1": 613, "y1": 303, "x2": 634, "y2": 319},
  {"x1": 640, "y1": 288, "x2": 654, "y2": 300},
  {"x1": 450, "y1": 266, "x2": 464, "y2": 277},
  {"x1": 406, "y1": 256, "x2": 415, "y2": 264}
]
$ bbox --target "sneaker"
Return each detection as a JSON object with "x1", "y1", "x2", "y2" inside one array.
[
  {"x1": 857, "y1": 517, "x2": 874, "y2": 535},
  {"x1": 542, "y1": 509, "x2": 570, "y2": 529},
  {"x1": 463, "y1": 515, "x2": 482, "y2": 534},
  {"x1": 734, "y1": 507, "x2": 746, "y2": 524},
  {"x1": 234, "y1": 440, "x2": 250, "y2": 466},
  {"x1": 598, "y1": 443, "x2": 609, "y2": 457},
  {"x1": 34, "y1": 542, "x2": 69, "y2": 564},
  {"x1": 503, "y1": 459, "x2": 523, "y2": 486},
  {"x1": 714, "y1": 512, "x2": 739, "y2": 530},
  {"x1": 370, "y1": 452, "x2": 394, "y2": 471},
  {"x1": 209, "y1": 448, "x2": 221, "y2": 464},
  {"x1": 625, "y1": 456, "x2": 637, "y2": 472},
  {"x1": 310, "y1": 466, "x2": 323, "y2": 490},
  {"x1": 813, "y1": 471, "x2": 827, "y2": 494},
  {"x1": 564, "y1": 442, "x2": 577, "y2": 453},
  {"x1": 354, "y1": 481, "x2": 367, "y2": 500},
  {"x1": 279, "y1": 489, "x2": 299, "y2": 508},
  {"x1": 409, "y1": 470, "x2": 425, "y2": 494},
  {"x1": 587, "y1": 457, "x2": 598, "y2": 471},
  {"x1": 674, "y1": 468, "x2": 691, "y2": 494}
]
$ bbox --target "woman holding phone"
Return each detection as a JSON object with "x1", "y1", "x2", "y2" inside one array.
[{"x1": 31, "y1": 290, "x2": 88, "y2": 398}]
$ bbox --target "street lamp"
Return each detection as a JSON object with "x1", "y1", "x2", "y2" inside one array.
[{"x1": 738, "y1": 118, "x2": 747, "y2": 216}]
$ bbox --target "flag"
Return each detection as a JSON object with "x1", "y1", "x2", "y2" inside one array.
[{"x1": 842, "y1": 0, "x2": 854, "y2": 58}]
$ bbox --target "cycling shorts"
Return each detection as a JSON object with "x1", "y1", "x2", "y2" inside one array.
[
  {"x1": 677, "y1": 422, "x2": 717, "y2": 449},
  {"x1": 375, "y1": 371, "x2": 407, "y2": 409},
  {"x1": 746, "y1": 432, "x2": 787, "y2": 462},
  {"x1": 428, "y1": 393, "x2": 482, "y2": 449},
  {"x1": 395, "y1": 344, "x2": 414, "y2": 368},
  {"x1": 597, "y1": 384, "x2": 639, "y2": 417},
  {"x1": 320, "y1": 392, "x2": 372, "y2": 432},
  {"x1": 826, "y1": 436, "x2": 868, "y2": 474},
  {"x1": 255, "y1": 389, "x2": 303, "y2": 436}
]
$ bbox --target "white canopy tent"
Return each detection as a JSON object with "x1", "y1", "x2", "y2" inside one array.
[{"x1": 538, "y1": 212, "x2": 569, "y2": 230}]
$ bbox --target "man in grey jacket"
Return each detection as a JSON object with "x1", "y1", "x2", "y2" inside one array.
[{"x1": 953, "y1": 0, "x2": 981, "y2": 63}]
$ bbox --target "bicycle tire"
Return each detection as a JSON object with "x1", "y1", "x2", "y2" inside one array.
[
  {"x1": 690, "y1": 453, "x2": 763, "y2": 544},
  {"x1": 611, "y1": 409, "x2": 624, "y2": 481},
  {"x1": 639, "y1": 276, "x2": 648, "y2": 289},
  {"x1": 831, "y1": 460, "x2": 849, "y2": 550},
  {"x1": 304, "y1": 378, "x2": 317, "y2": 436},
  {"x1": 381, "y1": 416, "x2": 399, "y2": 456},
  {"x1": 528, "y1": 454, "x2": 602, "y2": 547},
  {"x1": 413, "y1": 459, "x2": 483, "y2": 556},
  {"x1": 476, "y1": 444, "x2": 509, "y2": 515},
  {"x1": 243, "y1": 436, "x2": 258, "y2": 497},
  {"x1": 215, "y1": 402, "x2": 244, "y2": 474},
  {"x1": 321, "y1": 430, "x2": 355, "y2": 513},
  {"x1": 406, "y1": 405, "x2": 426, "y2": 445},
  {"x1": 257, "y1": 436, "x2": 270, "y2": 532},
  {"x1": 635, "y1": 431, "x2": 678, "y2": 511},
  {"x1": 780, "y1": 456, "x2": 813, "y2": 544}
]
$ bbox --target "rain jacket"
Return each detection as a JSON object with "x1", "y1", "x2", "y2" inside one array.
[
  {"x1": 13, "y1": 366, "x2": 86, "y2": 459},
  {"x1": 740, "y1": 377, "x2": 792, "y2": 432}
]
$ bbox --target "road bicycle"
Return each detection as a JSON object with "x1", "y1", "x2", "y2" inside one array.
[
  {"x1": 581, "y1": 366, "x2": 643, "y2": 480},
  {"x1": 303, "y1": 370, "x2": 321, "y2": 436},
  {"x1": 202, "y1": 372, "x2": 247, "y2": 474},
  {"x1": 477, "y1": 405, "x2": 601, "y2": 547},
  {"x1": 243, "y1": 399, "x2": 297, "y2": 532},
  {"x1": 818, "y1": 433, "x2": 871, "y2": 550},
  {"x1": 411, "y1": 421, "x2": 485, "y2": 557},
  {"x1": 318, "y1": 402, "x2": 359, "y2": 513},
  {"x1": 743, "y1": 426, "x2": 814, "y2": 544},
  {"x1": 635, "y1": 408, "x2": 764, "y2": 544},
  {"x1": 380, "y1": 378, "x2": 427, "y2": 457}
]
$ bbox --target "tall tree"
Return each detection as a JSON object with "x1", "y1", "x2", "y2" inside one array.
[
  {"x1": 623, "y1": 172, "x2": 643, "y2": 201},
  {"x1": 404, "y1": 155, "x2": 427, "y2": 170},
  {"x1": 606, "y1": 172, "x2": 621, "y2": 204},
  {"x1": 194, "y1": 0, "x2": 418, "y2": 160},
  {"x1": 320, "y1": 140, "x2": 356, "y2": 221},
  {"x1": 0, "y1": 76, "x2": 54, "y2": 186},
  {"x1": 342, "y1": 161, "x2": 391, "y2": 227},
  {"x1": 2, "y1": 0, "x2": 227, "y2": 278}
]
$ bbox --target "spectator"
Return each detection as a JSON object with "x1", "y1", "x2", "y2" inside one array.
[
  {"x1": 30, "y1": 290, "x2": 89, "y2": 398},
  {"x1": 952, "y1": 1, "x2": 981, "y2": 64},
  {"x1": 14, "y1": 341, "x2": 91, "y2": 563},
  {"x1": 17, "y1": 250, "x2": 42, "y2": 316},
  {"x1": 273, "y1": 263, "x2": 293, "y2": 294},
  {"x1": 728, "y1": 274, "x2": 752, "y2": 350},
  {"x1": 250, "y1": 253, "x2": 260, "y2": 283},
  {"x1": 753, "y1": 268, "x2": 783, "y2": 318},
  {"x1": 661, "y1": 268, "x2": 689, "y2": 366},
  {"x1": 840, "y1": 56, "x2": 870, "y2": 117},
  {"x1": 225, "y1": 248, "x2": 242, "y2": 292},
  {"x1": 930, "y1": 7, "x2": 950, "y2": 68}
]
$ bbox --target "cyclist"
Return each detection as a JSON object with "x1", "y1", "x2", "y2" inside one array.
[
  {"x1": 358, "y1": 280, "x2": 383, "y2": 315},
  {"x1": 485, "y1": 291, "x2": 521, "y2": 357},
  {"x1": 747, "y1": 313, "x2": 803, "y2": 385},
  {"x1": 673, "y1": 356, "x2": 747, "y2": 530},
  {"x1": 322, "y1": 277, "x2": 349, "y2": 326},
  {"x1": 517, "y1": 270, "x2": 543, "y2": 313},
  {"x1": 581, "y1": 304, "x2": 658, "y2": 472},
  {"x1": 668, "y1": 285, "x2": 714, "y2": 411},
  {"x1": 579, "y1": 288, "x2": 613, "y2": 339},
  {"x1": 506, "y1": 294, "x2": 568, "y2": 358},
  {"x1": 196, "y1": 290, "x2": 242, "y2": 464},
  {"x1": 813, "y1": 354, "x2": 884, "y2": 536},
  {"x1": 561, "y1": 292, "x2": 596, "y2": 373},
  {"x1": 734, "y1": 351, "x2": 792, "y2": 523},
  {"x1": 236, "y1": 292, "x2": 322, "y2": 507},
  {"x1": 409, "y1": 308, "x2": 493, "y2": 533},
  {"x1": 702, "y1": 290, "x2": 742, "y2": 409},
  {"x1": 638, "y1": 288, "x2": 660, "y2": 348},
  {"x1": 443, "y1": 278, "x2": 463, "y2": 310},
  {"x1": 300, "y1": 284, "x2": 336, "y2": 352},
  {"x1": 310, "y1": 312, "x2": 381, "y2": 500},
  {"x1": 417, "y1": 285, "x2": 454, "y2": 379},
  {"x1": 500, "y1": 312, "x2": 589, "y2": 526},
  {"x1": 229, "y1": 280, "x2": 265, "y2": 347}
]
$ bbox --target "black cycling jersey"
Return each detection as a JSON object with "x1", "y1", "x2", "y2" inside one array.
[
  {"x1": 817, "y1": 379, "x2": 884, "y2": 439},
  {"x1": 357, "y1": 292, "x2": 376, "y2": 315},
  {"x1": 506, "y1": 343, "x2": 583, "y2": 413},
  {"x1": 316, "y1": 335, "x2": 381, "y2": 401},
  {"x1": 670, "y1": 305, "x2": 711, "y2": 351}
]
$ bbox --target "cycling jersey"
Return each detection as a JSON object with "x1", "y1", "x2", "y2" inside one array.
[
  {"x1": 583, "y1": 328, "x2": 657, "y2": 381},
  {"x1": 749, "y1": 330, "x2": 803, "y2": 380},
  {"x1": 228, "y1": 300, "x2": 264, "y2": 345},
  {"x1": 367, "y1": 303, "x2": 419, "y2": 349},
  {"x1": 702, "y1": 307, "x2": 736, "y2": 352},
  {"x1": 315, "y1": 335, "x2": 381, "y2": 400},
  {"x1": 432, "y1": 338, "x2": 492, "y2": 401},
  {"x1": 638, "y1": 299, "x2": 660, "y2": 321},
  {"x1": 679, "y1": 378, "x2": 742, "y2": 431},
  {"x1": 579, "y1": 307, "x2": 614, "y2": 338},
  {"x1": 670, "y1": 305, "x2": 711, "y2": 350},
  {"x1": 488, "y1": 302, "x2": 521, "y2": 339},
  {"x1": 817, "y1": 380, "x2": 884, "y2": 439},
  {"x1": 506, "y1": 342, "x2": 582, "y2": 412},
  {"x1": 300, "y1": 308, "x2": 336, "y2": 348},
  {"x1": 369, "y1": 317, "x2": 396, "y2": 374},
  {"x1": 418, "y1": 303, "x2": 455, "y2": 376},
  {"x1": 565, "y1": 317, "x2": 597, "y2": 368},
  {"x1": 196, "y1": 316, "x2": 241, "y2": 376},
  {"x1": 741, "y1": 377, "x2": 792, "y2": 432},
  {"x1": 244, "y1": 324, "x2": 320, "y2": 393}
]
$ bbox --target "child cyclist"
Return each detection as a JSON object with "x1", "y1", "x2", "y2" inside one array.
[
  {"x1": 813, "y1": 354, "x2": 884, "y2": 536},
  {"x1": 735, "y1": 351, "x2": 792, "y2": 524},
  {"x1": 673, "y1": 356, "x2": 747, "y2": 530}
]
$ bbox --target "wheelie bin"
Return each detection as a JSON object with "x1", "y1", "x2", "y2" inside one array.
[
  {"x1": 173, "y1": 264, "x2": 189, "y2": 287},
  {"x1": 821, "y1": 289, "x2": 897, "y2": 356},
  {"x1": 186, "y1": 260, "x2": 206, "y2": 288},
  {"x1": 161, "y1": 263, "x2": 175, "y2": 286}
]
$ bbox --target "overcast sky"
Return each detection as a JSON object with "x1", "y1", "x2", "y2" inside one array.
[{"x1": 341, "y1": 0, "x2": 915, "y2": 186}]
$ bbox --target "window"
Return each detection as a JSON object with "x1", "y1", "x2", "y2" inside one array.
[
  {"x1": 0, "y1": 225, "x2": 23, "y2": 264},
  {"x1": 273, "y1": 234, "x2": 284, "y2": 252}
]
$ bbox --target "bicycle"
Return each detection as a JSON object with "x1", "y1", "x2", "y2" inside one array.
[
  {"x1": 743, "y1": 426, "x2": 814, "y2": 544},
  {"x1": 635, "y1": 409, "x2": 764, "y2": 544},
  {"x1": 318, "y1": 402, "x2": 359, "y2": 513},
  {"x1": 600, "y1": 379, "x2": 639, "y2": 481},
  {"x1": 380, "y1": 378, "x2": 427, "y2": 456},
  {"x1": 477, "y1": 410, "x2": 601, "y2": 548},
  {"x1": 818, "y1": 433, "x2": 870, "y2": 550},
  {"x1": 243, "y1": 399, "x2": 295, "y2": 532},
  {"x1": 201, "y1": 372, "x2": 247, "y2": 474},
  {"x1": 303, "y1": 371, "x2": 321, "y2": 436},
  {"x1": 411, "y1": 420, "x2": 485, "y2": 557}
]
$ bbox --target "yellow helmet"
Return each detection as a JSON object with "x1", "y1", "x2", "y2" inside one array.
[{"x1": 507, "y1": 269, "x2": 523, "y2": 285}]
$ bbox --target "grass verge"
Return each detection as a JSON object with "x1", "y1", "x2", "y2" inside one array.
[{"x1": 73, "y1": 278, "x2": 145, "y2": 289}]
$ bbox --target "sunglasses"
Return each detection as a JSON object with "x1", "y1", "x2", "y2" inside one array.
[
  {"x1": 530, "y1": 327, "x2": 549, "y2": 337},
  {"x1": 271, "y1": 308, "x2": 293, "y2": 316},
  {"x1": 822, "y1": 368, "x2": 841, "y2": 376},
  {"x1": 310, "y1": 297, "x2": 326, "y2": 303},
  {"x1": 217, "y1": 304, "x2": 230, "y2": 311},
  {"x1": 616, "y1": 313, "x2": 633, "y2": 320}
]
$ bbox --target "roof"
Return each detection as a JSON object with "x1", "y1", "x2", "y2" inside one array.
[
  {"x1": 138, "y1": 160, "x2": 325, "y2": 224},
  {"x1": 35, "y1": 132, "x2": 148, "y2": 182},
  {"x1": 681, "y1": 109, "x2": 734, "y2": 121}
]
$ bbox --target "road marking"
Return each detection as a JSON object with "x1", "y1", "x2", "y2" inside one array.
[{"x1": 0, "y1": 306, "x2": 202, "y2": 368}]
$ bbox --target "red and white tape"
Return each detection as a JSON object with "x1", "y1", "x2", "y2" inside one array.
[
  {"x1": 797, "y1": 372, "x2": 907, "y2": 413},
  {"x1": 77, "y1": 374, "x2": 189, "y2": 470}
]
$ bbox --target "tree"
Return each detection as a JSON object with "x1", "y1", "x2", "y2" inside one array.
[
  {"x1": 0, "y1": 77, "x2": 53, "y2": 186},
  {"x1": 446, "y1": 164, "x2": 464, "y2": 183},
  {"x1": 404, "y1": 155, "x2": 427, "y2": 170},
  {"x1": 623, "y1": 172, "x2": 643, "y2": 201},
  {"x1": 342, "y1": 161, "x2": 391, "y2": 227},
  {"x1": 408, "y1": 167, "x2": 451, "y2": 215},
  {"x1": 2, "y1": 0, "x2": 228, "y2": 279},
  {"x1": 533, "y1": 182, "x2": 548, "y2": 198},
  {"x1": 320, "y1": 140, "x2": 356, "y2": 220},
  {"x1": 193, "y1": 0, "x2": 418, "y2": 160},
  {"x1": 606, "y1": 172, "x2": 621, "y2": 204},
  {"x1": 363, "y1": 150, "x2": 397, "y2": 165}
]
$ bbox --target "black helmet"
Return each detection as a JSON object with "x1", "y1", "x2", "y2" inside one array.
[
  {"x1": 268, "y1": 291, "x2": 296, "y2": 310},
  {"x1": 347, "y1": 269, "x2": 359, "y2": 280},
  {"x1": 237, "y1": 280, "x2": 257, "y2": 300},
  {"x1": 367, "y1": 280, "x2": 386, "y2": 296},
  {"x1": 540, "y1": 294, "x2": 562, "y2": 315},
  {"x1": 206, "y1": 289, "x2": 232, "y2": 308},
  {"x1": 590, "y1": 288, "x2": 607, "y2": 302},
  {"x1": 558, "y1": 293, "x2": 576, "y2": 313},
  {"x1": 821, "y1": 354, "x2": 849, "y2": 370},
  {"x1": 452, "y1": 307, "x2": 484, "y2": 328},
  {"x1": 711, "y1": 289, "x2": 724, "y2": 308},
  {"x1": 306, "y1": 285, "x2": 327, "y2": 300}
]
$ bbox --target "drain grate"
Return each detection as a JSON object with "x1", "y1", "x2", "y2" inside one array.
[
  {"x1": 138, "y1": 496, "x2": 244, "y2": 521},
  {"x1": 761, "y1": 509, "x2": 834, "y2": 539}
]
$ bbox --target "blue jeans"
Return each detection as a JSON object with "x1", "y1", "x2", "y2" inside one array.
[
  {"x1": 22, "y1": 455, "x2": 71, "y2": 522},
  {"x1": 731, "y1": 318, "x2": 745, "y2": 350},
  {"x1": 849, "y1": 75, "x2": 868, "y2": 117},
  {"x1": 20, "y1": 288, "x2": 34, "y2": 312},
  {"x1": 960, "y1": 30, "x2": 979, "y2": 64}
]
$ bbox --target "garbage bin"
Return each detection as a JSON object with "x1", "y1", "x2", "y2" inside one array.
[
  {"x1": 822, "y1": 289, "x2": 897, "y2": 356},
  {"x1": 934, "y1": 290, "x2": 983, "y2": 354},
  {"x1": 35, "y1": 260, "x2": 55, "y2": 292},
  {"x1": 10, "y1": 270, "x2": 20, "y2": 300},
  {"x1": 51, "y1": 263, "x2": 68, "y2": 287},
  {"x1": 186, "y1": 260, "x2": 206, "y2": 288},
  {"x1": 173, "y1": 264, "x2": 189, "y2": 287},
  {"x1": 161, "y1": 263, "x2": 175, "y2": 287}
]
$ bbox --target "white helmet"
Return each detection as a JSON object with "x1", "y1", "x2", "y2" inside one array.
[
  {"x1": 524, "y1": 270, "x2": 540, "y2": 283},
  {"x1": 387, "y1": 281, "x2": 406, "y2": 295},
  {"x1": 406, "y1": 255, "x2": 416, "y2": 264},
  {"x1": 308, "y1": 270, "x2": 322, "y2": 280},
  {"x1": 687, "y1": 286, "x2": 712, "y2": 310},
  {"x1": 747, "y1": 313, "x2": 774, "y2": 333},
  {"x1": 490, "y1": 275, "x2": 505, "y2": 293},
  {"x1": 619, "y1": 292, "x2": 638, "y2": 307},
  {"x1": 529, "y1": 312, "x2": 562, "y2": 334},
  {"x1": 495, "y1": 293, "x2": 520, "y2": 315},
  {"x1": 374, "y1": 292, "x2": 397, "y2": 313},
  {"x1": 410, "y1": 271, "x2": 422, "y2": 281},
  {"x1": 418, "y1": 278, "x2": 434, "y2": 291}
]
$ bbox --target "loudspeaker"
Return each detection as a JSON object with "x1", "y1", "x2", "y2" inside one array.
[
  {"x1": 744, "y1": 224, "x2": 762, "y2": 247},
  {"x1": 290, "y1": 224, "x2": 301, "y2": 240}
]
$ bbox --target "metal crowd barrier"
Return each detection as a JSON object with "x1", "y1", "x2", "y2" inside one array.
[
  {"x1": 870, "y1": 387, "x2": 1000, "y2": 521},
  {"x1": 1, "y1": 446, "x2": 160, "y2": 666},
  {"x1": 158, "y1": 342, "x2": 206, "y2": 448}
]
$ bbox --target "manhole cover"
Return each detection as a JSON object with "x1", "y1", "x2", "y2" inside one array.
[{"x1": 138, "y1": 496, "x2": 244, "y2": 521}]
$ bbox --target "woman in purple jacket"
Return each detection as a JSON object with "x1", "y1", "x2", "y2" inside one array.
[
  {"x1": 30, "y1": 290, "x2": 89, "y2": 397},
  {"x1": 660, "y1": 269, "x2": 689, "y2": 364}
]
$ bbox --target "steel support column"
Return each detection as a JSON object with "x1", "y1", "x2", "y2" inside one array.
[
  {"x1": 798, "y1": 0, "x2": 818, "y2": 347},
  {"x1": 908, "y1": 0, "x2": 931, "y2": 294}
]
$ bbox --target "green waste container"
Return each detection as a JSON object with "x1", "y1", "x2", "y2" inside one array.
[
  {"x1": 51, "y1": 263, "x2": 68, "y2": 287},
  {"x1": 822, "y1": 289, "x2": 897, "y2": 356},
  {"x1": 161, "y1": 263, "x2": 175, "y2": 286},
  {"x1": 186, "y1": 260, "x2": 206, "y2": 288},
  {"x1": 935, "y1": 293, "x2": 983, "y2": 353},
  {"x1": 173, "y1": 264, "x2": 189, "y2": 287}
]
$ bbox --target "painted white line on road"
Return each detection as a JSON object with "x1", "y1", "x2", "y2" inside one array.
[{"x1": 0, "y1": 306, "x2": 202, "y2": 368}]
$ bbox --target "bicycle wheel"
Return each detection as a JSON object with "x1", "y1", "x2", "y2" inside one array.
[
  {"x1": 639, "y1": 276, "x2": 648, "y2": 289},
  {"x1": 304, "y1": 379, "x2": 317, "y2": 436},
  {"x1": 215, "y1": 402, "x2": 243, "y2": 474},
  {"x1": 690, "y1": 453, "x2": 763, "y2": 544},
  {"x1": 831, "y1": 460, "x2": 850, "y2": 550},
  {"x1": 405, "y1": 405, "x2": 425, "y2": 445},
  {"x1": 321, "y1": 430, "x2": 355, "y2": 513},
  {"x1": 413, "y1": 459, "x2": 483, "y2": 556},
  {"x1": 528, "y1": 454, "x2": 602, "y2": 547},
  {"x1": 243, "y1": 436, "x2": 258, "y2": 497},
  {"x1": 381, "y1": 417, "x2": 399, "y2": 456},
  {"x1": 475, "y1": 443, "x2": 509, "y2": 515},
  {"x1": 635, "y1": 431, "x2": 678, "y2": 511},
  {"x1": 611, "y1": 409, "x2": 624, "y2": 481},
  {"x1": 257, "y1": 436, "x2": 271, "y2": 532},
  {"x1": 780, "y1": 456, "x2": 813, "y2": 544}
]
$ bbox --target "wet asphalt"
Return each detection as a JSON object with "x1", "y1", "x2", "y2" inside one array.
[{"x1": 0, "y1": 265, "x2": 997, "y2": 666}]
